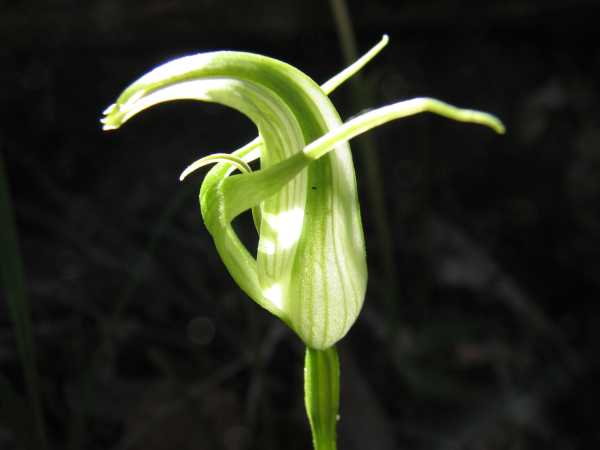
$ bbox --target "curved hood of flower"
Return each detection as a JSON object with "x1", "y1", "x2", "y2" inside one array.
[{"x1": 102, "y1": 50, "x2": 367, "y2": 349}]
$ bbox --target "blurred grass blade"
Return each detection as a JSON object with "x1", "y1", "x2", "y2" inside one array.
[{"x1": 0, "y1": 152, "x2": 48, "y2": 450}]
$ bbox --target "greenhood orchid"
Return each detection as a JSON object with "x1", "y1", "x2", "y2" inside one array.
[
  {"x1": 102, "y1": 35, "x2": 504, "y2": 450},
  {"x1": 102, "y1": 35, "x2": 503, "y2": 350}
]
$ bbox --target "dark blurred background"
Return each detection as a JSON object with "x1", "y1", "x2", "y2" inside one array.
[{"x1": 2, "y1": 0, "x2": 600, "y2": 449}]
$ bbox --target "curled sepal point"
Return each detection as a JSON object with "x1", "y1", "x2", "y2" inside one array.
[
  {"x1": 179, "y1": 152, "x2": 252, "y2": 181},
  {"x1": 181, "y1": 152, "x2": 263, "y2": 232}
]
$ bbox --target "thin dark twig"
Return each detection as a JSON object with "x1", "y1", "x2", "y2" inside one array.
[{"x1": 328, "y1": 0, "x2": 401, "y2": 320}]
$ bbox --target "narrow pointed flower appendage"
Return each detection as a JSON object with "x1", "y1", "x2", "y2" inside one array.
[{"x1": 102, "y1": 36, "x2": 504, "y2": 450}]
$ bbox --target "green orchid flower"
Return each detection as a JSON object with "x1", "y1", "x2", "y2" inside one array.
[
  {"x1": 102, "y1": 36, "x2": 504, "y2": 450},
  {"x1": 102, "y1": 35, "x2": 503, "y2": 350}
]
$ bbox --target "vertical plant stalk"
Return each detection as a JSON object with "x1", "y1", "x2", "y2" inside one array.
[
  {"x1": 0, "y1": 152, "x2": 48, "y2": 450},
  {"x1": 305, "y1": 346, "x2": 340, "y2": 450},
  {"x1": 329, "y1": 0, "x2": 400, "y2": 317}
]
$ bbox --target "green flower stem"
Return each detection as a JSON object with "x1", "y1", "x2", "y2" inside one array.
[{"x1": 305, "y1": 346, "x2": 340, "y2": 450}]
